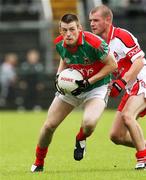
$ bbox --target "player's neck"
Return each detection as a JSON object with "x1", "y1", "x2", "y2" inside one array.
[{"x1": 101, "y1": 26, "x2": 111, "y2": 43}]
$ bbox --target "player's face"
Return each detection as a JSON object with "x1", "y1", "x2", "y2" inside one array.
[
  {"x1": 89, "y1": 11, "x2": 107, "y2": 36},
  {"x1": 60, "y1": 21, "x2": 80, "y2": 46}
]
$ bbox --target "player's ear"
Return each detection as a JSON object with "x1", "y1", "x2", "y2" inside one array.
[
  {"x1": 78, "y1": 23, "x2": 83, "y2": 31},
  {"x1": 59, "y1": 27, "x2": 62, "y2": 34},
  {"x1": 59, "y1": 21, "x2": 62, "y2": 34},
  {"x1": 106, "y1": 15, "x2": 112, "y2": 24}
]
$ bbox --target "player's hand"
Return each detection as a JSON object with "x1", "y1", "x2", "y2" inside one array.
[
  {"x1": 55, "y1": 74, "x2": 65, "y2": 95},
  {"x1": 71, "y1": 79, "x2": 90, "y2": 96},
  {"x1": 109, "y1": 79, "x2": 127, "y2": 97}
]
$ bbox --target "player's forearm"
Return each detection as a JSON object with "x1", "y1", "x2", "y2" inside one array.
[
  {"x1": 88, "y1": 54, "x2": 117, "y2": 84},
  {"x1": 122, "y1": 57, "x2": 144, "y2": 83},
  {"x1": 88, "y1": 64, "x2": 116, "y2": 84}
]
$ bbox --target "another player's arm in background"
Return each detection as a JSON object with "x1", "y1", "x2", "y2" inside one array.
[
  {"x1": 88, "y1": 52, "x2": 118, "y2": 84},
  {"x1": 109, "y1": 55, "x2": 145, "y2": 98},
  {"x1": 116, "y1": 31, "x2": 145, "y2": 84},
  {"x1": 57, "y1": 58, "x2": 68, "y2": 74},
  {"x1": 122, "y1": 56, "x2": 144, "y2": 83}
]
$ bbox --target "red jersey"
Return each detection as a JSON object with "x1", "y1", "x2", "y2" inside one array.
[
  {"x1": 108, "y1": 25, "x2": 146, "y2": 89},
  {"x1": 108, "y1": 26, "x2": 146, "y2": 117}
]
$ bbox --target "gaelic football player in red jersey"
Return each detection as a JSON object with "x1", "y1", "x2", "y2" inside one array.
[
  {"x1": 89, "y1": 4, "x2": 146, "y2": 169},
  {"x1": 30, "y1": 13, "x2": 117, "y2": 172}
]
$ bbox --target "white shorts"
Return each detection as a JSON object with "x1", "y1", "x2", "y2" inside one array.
[
  {"x1": 126, "y1": 65, "x2": 146, "y2": 98},
  {"x1": 56, "y1": 84, "x2": 109, "y2": 107},
  {"x1": 127, "y1": 79, "x2": 146, "y2": 98}
]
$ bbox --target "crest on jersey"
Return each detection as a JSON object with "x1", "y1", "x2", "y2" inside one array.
[
  {"x1": 64, "y1": 58, "x2": 71, "y2": 64},
  {"x1": 83, "y1": 57, "x2": 90, "y2": 65}
]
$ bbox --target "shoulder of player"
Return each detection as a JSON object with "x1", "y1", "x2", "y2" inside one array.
[
  {"x1": 114, "y1": 27, "x2": 136, "y2": 47},
  {"x1": 83, "y1": 31, "x2": 102, "y2": 48},
  {"x1": 54, "y1": 35, "x2": 63, "y2": 45}
]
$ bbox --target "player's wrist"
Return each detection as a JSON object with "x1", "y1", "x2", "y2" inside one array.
[
  {"x1": 120, "y1": 78, "x2": 127, "y2": 85},
  {"x1": 110, "y1": 78, "x2": 127, "y2": 98},
  {"x1": 83, "y1": 79, "x2": 90, "y2": 88},
  {"x1": 56, "y1": 73, "x2": 60, "y2": 77},
  {"x1": 55, "y1": 73, "x2": 65, "y2": 95}
]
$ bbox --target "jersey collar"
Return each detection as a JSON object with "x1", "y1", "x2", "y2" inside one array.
[
  {"x1": 107, "y1": 25, "x2": 115, "y2": 44},
  {"x1": 63, "y1": 31, "x2": 84, "y2": 51}
]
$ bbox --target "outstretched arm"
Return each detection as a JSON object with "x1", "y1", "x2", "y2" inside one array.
[
  {"x1": 88, "y1": 52, "x2": 117, "y2": 84},
  {"x1": 109, "y1": 56, "x2": 144, "y2": 97},
  {"x1": 122, "y1": 56, "x2": 144, "y2": 83}
]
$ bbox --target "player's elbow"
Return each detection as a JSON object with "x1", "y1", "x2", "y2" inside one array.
[
  {"x1": 111, "y1": 60, "x2": 118, "y2": 72},
  {"x1": 108, "y1": 53, "x2": 118, "y2": 71}
]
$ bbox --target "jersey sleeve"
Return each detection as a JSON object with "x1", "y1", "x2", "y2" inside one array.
[
  {"x1": 56, "y1": 45, "x2": 63, "y2": 59},
  {"x1": 54, "y1": 35, "x2": 65, "y2": 59},
  {"x1": 117, "y1": 29, "x2": 145, "y2": 63},
  {"x1": 84, "y1": 31, "x2": 109, "y2": 61},
  {"x1": 95, "y1": 40, "x2": 109, "y2": 60}
]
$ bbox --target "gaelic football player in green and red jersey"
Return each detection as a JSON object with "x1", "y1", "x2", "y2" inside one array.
[{"x1": 31, "y1": 13, "x2": 117, "y2": 172}]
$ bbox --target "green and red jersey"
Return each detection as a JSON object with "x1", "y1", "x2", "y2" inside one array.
[{"x1": 54, "y1": 31, "x2": 111, "y2": 91}]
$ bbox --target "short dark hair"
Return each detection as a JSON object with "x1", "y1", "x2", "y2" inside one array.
[{"x1": 60, "y1": 13, "x2": 79, "y2": 24}]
